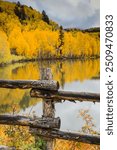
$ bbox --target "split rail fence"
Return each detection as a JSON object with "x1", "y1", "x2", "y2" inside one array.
[{"x1": 0, "y1": 68, "x2": 100, "y2": 150}]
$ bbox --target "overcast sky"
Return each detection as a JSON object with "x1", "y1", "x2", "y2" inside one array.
[{"x1": 8, "y1": 0, "x2": 100, "y2": 29}]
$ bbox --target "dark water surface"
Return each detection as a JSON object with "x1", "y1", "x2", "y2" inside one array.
[{"x1": 0, "y1": 59, "x2": 100, "y2": 133}]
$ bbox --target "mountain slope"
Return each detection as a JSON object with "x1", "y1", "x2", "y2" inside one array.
[
  {"x1": 0, "y1": 0, "x2": 59, "y2": 33},
  {"x1": 0, "y1": 0, "x2": 100, "y2": 64}
]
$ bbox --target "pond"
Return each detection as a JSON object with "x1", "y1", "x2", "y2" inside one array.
[{"x1": 0, "y1": 59, "x2": 100, "y2": 133}]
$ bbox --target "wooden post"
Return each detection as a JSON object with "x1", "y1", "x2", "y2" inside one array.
[{"x1": 41, "y1": 68, "x2": 55, "y2": 150}]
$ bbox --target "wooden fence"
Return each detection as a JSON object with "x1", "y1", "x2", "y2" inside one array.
[{"x1": 0, "y1": 68, "x2": 100, "y2": 150}]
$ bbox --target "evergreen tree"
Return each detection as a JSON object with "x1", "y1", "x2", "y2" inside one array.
[
  {"x1": 17, "y1": 1, "x2": 21, "y2": 7},
  {"x1": 42, "y1": 10, "x2": 49, "y2": 24},
  {"x1": 58, "y1": 25, "x2": 64, "y2": 55},
  {"x1": 20, "y1": 5, "x2": 27, "y2": 20},
  {"x1": 0, "y1": 6, "x2": 3, "y2": 12},
  {"x1": 14, "y1": 3, "x2": 27, "y2": 21}
]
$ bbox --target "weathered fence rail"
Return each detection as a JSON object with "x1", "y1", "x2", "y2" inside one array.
[
  {"x1": 0, "y1": 79, "x2": 59, "y2": 91},
  {"x1": 0, "y1": 68, "x2": 100, "y2": 149},
  {"x1": 0, "y1": 115, "x2": 60, "y2": 129},
  {"x1": 30, "y1": 89, "x2": 100, "y2": 102},
  {"x1": 0, "y1": 80, "x2": 100, "y2": 102},
  {"x1": 31, "y1": 128, "x2": 100, "y2": 145}
]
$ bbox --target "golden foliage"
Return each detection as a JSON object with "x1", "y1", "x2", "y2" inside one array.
[
  {"x1": 0, "y1": 28, "x2": 100, "y2": 63},
  {"x1": 0, "y1": 125, "x2": 100, "y2": 150},
  {"x1": 0, "y1": 0, "x2": 100, "y2": 64},
  {"x1": 78, "y1": 109, "x2": 99, "y2": 135},
  {"x1": 0, "y1": 125, "x2": 36, "y2": 149},
  {"x1": 62, "y1": 31, "x2": 100, "y2": 57},
  {"x1": 54, "y1": 139, "x2": 100, "y2": 150},
  {"x1": 0, "y1": 1, "x2": 100, "y2": 149},
  {"x1": 54, "y1": 110, "x2": 100, "y2": 150},
  {"x1": 0, "y1": 30, "x2": 11, "y2": 63},
  {"x1": 8, "y1": 29, "x2": 99, "y2": 59}
]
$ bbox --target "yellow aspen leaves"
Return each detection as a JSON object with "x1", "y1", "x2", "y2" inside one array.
[
  {"x1": 0, "y1": 0, "x2": 100, "y2": 63},
  {"x1": 0, "y1": 30, "x2": 11, "y2": 63}
]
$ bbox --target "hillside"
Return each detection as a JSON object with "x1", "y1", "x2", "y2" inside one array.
[
  {"x1": 0, "y1": 0, "x2": 100, "y2": 64},
  {"x1": 0, "y1": 0, "x2": 59, "y2": 31}
]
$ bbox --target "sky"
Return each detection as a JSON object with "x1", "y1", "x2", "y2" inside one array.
[{"x1": 8, "y1": 0, "x2": 100, "y2": 29}]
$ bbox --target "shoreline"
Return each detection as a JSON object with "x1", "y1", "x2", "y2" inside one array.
[{"x1": 0, "y1": 56, "x2": 100, "y2": 67}]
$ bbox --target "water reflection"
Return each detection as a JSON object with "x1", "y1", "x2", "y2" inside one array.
[
  {"x1": 20, "y1": 79, "x2": 100, "y2": 132},
  {"x1": 0, "y1": 59, "x2": 100, "y2": 132},
  {"x1": 0, "y1": 59, "x2": 100, "y2": 82}
]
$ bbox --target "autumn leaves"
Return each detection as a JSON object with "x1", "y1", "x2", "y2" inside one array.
[
  {"x1": 0, "y1": 0, "x2": 100, "y2": 64},
  {"x1": 0, "y1": 28, "x2": 100, "y2": 63}
]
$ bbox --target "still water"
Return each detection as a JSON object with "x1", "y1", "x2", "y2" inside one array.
[{"x1": 0, "y1": 59, "x2": 100, "y2": 133}]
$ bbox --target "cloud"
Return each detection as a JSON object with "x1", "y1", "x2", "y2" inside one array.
[{"x1": 8, "y1": 0, "x2": 100, "y2": 29}]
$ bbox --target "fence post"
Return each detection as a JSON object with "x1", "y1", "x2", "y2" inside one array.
[{"x1": 41, "y1": 68, "x2": 55, "y2": 150}]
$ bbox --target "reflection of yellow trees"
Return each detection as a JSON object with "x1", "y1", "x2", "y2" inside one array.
[
  {"x1": 51, "y1": 59, "x2": 100, "y2": 83},
  {"x1": 0, "y1": 88, "x2": 40, "y2": 113},
  {"x1": 0, "y1": 63, "x2": 41, "y2": 113},
  {"x1": 0, "y1": 60, "x2": 99, "y2": 82},
  {"x1": 11, "y1": 63, "x2": 40, "y2": 80},
  {"x1": 0, "y1": 60, "x2": 99, "y2": 113}
]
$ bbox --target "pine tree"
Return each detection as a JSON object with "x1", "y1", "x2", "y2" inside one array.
[
  {"x1": 58, "y1": 25, "x2": 64, "y2": 56},
  {"x1": 14, "y1": 3, "x2": 27, "y2": 21},
  {"x1": 42, "y1": 10, "x2": 49, "y2": 24},
  {"x1": 17, "y1": 1, "x2": 21, "y2": 7},
  {"x1": 0, "y1": 6, "x2": 3, "y2": 12}
]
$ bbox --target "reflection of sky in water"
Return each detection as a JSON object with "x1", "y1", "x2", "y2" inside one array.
[
  {"x1": 0, "y1": 60, "x2": 100, "y2": 133},
  {"x1": 60, "y1": 79, "x2": 100, "y2": 92},
  {"x1": 21, "y1": 79, "x2": 100, "y2": 132}
]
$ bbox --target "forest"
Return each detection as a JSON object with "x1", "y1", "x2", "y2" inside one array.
[{"x1": 0, "y1": 0, "x2": 100, "y2": 65}]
